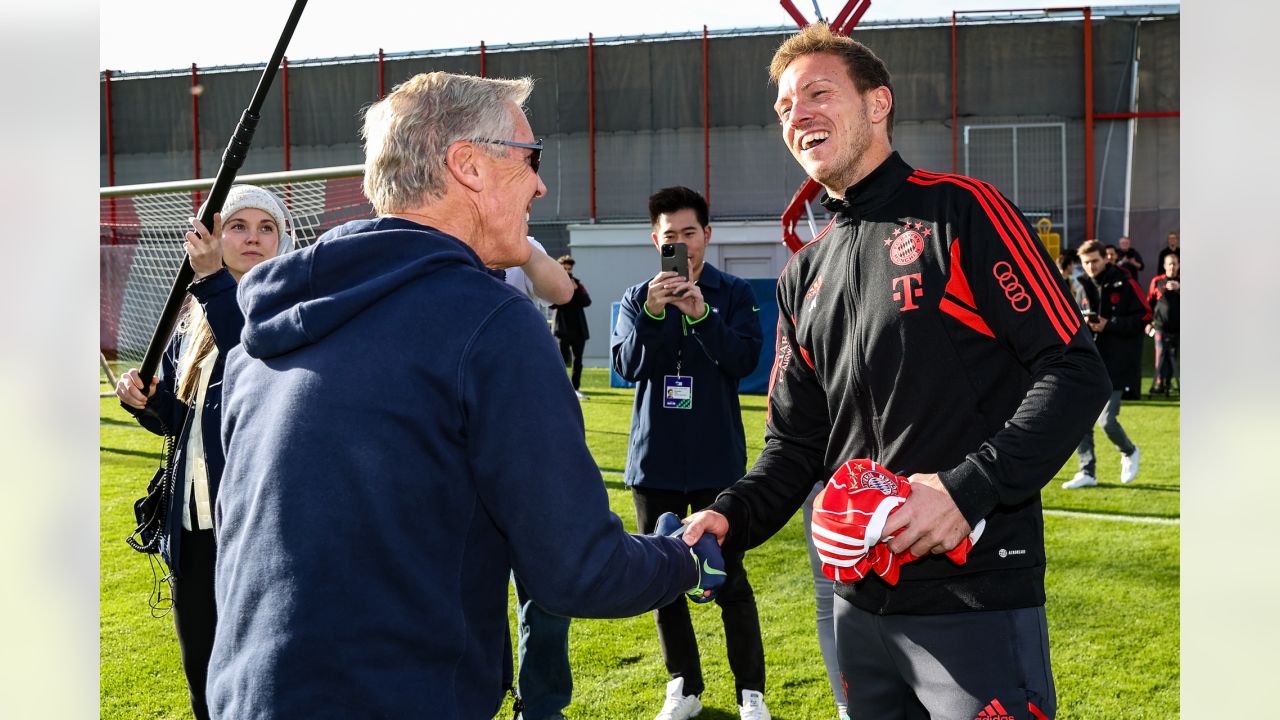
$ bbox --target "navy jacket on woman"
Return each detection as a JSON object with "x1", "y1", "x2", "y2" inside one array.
[
  {"x1": 611, "y1": 262, "x2": 763, "y2": 491},
  {"x1": 208, "y1": 218, "x2": 698, "y2": 720},
  {"x1": 124, "y1": 268, "x2": 244, "y2": 576}
]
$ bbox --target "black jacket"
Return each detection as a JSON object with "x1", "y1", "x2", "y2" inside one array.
[
  {"x1": 552, "y1": 275, "x2": 591, "y2": 341},
  {"x1": 1079, "y1": 264, "x2": 1151, "y2": 389},
  {"x1": 708, "y1": 152, "x2": 1110, "y2": 615},
  {"x1": 1147, "y1": 273, "x2": 1180, "y2": 335}
]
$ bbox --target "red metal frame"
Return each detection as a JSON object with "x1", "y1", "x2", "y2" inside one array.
[
  {"x1": 779, "y1": 0, "x2": 869, "y2": 253},
  {"x1": 104, "y1": 70, "x2": 117, "y2": 236},
  {"x1": 282, "y1": 56, "x2": 292, "y2": 171},
  {"x1": 1083, "y1": 7, "x2": 1094, "y2": 239},
  {"x1": 778, "y1": 0, "x2": 809, "y2": 27},
  {"x1": 480, "y1": 41, "x2": 487, "y2": 77},
  {"x1": 588, "y1": 33, "x2": 597, "y2": 221},
  {"x1": 951, "y1": 14, "x2": 958, "y2": 173},
  {"x1": 103, "y1": 70, "x2": 116, "y2": 187},
  {"x1": 949, "y1": 7, "x2": 1176, "y2": 243},
  {"x1": 703, "y1": 25, "x2": 710, "y2": 204},
  {"x1": 191, "y1": 63, "x2": 201, "y2": 181},
  {"x1": 378, "y1": 48, "x2": 385, "y2": 99}
]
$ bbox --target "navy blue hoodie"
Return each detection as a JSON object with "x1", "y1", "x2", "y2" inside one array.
[{"x1": 208, "y1": 217, "x2": 697, "y2": 720}]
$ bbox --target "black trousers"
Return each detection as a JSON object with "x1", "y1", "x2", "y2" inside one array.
[
  {"x1": 558, "y1": 336, "x2": 586, "y2": 390},
  {"x1": 632, "y1": 486, "x2": 765, "y2": 702},
  {"x1": 172, "y1": 528, "x2": 217, "y2": 720},
  {"x1": 834, "y1": 597, "x2": 1056, "y2": 720}
]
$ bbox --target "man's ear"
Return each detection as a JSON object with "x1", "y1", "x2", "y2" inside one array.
[
  {"x1": 445, "y1": 141, "x2": 485, "y2": 193},
  {"x1": 703, "y1": 224, "x2": 712, "y2": 245},
  {"x1": 651, "y1": 231, "x2": 661, "y2": 249},
  {"x1": 868, "y1": 86, "x2": 893, "y2": 124}
]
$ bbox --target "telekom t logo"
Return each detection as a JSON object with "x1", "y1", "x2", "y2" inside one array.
[{"x1": 892, "y1": 273, "x2": 923, "y2": 312}]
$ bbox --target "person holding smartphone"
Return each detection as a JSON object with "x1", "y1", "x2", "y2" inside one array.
[
  {"x1": 610, "y1": 186, "x2": 768, "y2": 720},
  {"x1": 1062, "y1": 239, "x2": 1151, "y2": 488}
]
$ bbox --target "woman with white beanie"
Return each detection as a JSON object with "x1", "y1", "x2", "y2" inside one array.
[{"x1": 114, "y1": 184, "x2": 296, "y2": 720}]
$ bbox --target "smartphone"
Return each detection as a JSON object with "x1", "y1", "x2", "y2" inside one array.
[
  {"x1": 660, "y1": 243, "x2": 689, "y2": 280},
  {"x1": 1082, "y1": 309, "x2": 1099, "y2": 320}
]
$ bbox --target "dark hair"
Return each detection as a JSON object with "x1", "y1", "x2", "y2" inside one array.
[
  {"x1": 1057, "y1": 252, "x2": 1076, "y2": 273},
  {"x1": 769, "y1": 23, "x2": 895, "y2": 141},
  {"x1": 648, "y1": 186, "x2": 709, "y2": 228}
]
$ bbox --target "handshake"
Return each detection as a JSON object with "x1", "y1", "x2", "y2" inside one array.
[
  {"x1": 653, "y1": 512, "x2": 727, "y2": 603},
  {"x1": 811, "y1": 459, "x2": 986, "y2": 585}
]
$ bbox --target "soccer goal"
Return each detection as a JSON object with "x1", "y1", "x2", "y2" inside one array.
[{"x1": 100, "y1": 165, "x2": 370, "y2": 373}]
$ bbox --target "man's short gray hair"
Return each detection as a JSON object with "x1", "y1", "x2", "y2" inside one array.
[{"x1": 361, "y1": 72, "x2": 534, "y2": 214}]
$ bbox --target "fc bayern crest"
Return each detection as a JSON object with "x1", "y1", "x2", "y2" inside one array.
[
  {"x1": 886, "y1": 224, "x2": 927, "y2": 266},
  {"x1": 858, "y1": 469, "x2": 898, "y2": 495}
]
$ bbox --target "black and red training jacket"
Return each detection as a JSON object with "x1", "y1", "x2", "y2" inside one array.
[{"x1": 709, "y1": 152, "x2": 1110, "y2": 615}]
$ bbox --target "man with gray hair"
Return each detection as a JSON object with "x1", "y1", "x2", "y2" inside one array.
[{"x1": 207, "y1": 72, "x2": 724, "y2": 719}]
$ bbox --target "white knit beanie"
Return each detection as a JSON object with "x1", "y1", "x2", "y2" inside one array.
[{"x1": 220, "y1": 184, "x2": 295, "y2": 255}]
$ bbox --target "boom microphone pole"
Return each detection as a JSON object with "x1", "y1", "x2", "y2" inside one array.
[{"x1": 138, "y1": 0, "x2": 309, "y2": 384}]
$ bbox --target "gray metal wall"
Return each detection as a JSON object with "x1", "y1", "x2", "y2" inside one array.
[{"x1": 102, "y1": 11, "x2": 1179, "y2": 268}]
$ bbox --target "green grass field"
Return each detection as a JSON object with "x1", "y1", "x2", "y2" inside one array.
[{"x1": 100, "y1": 367, "x2": 1178, "y2": 719}]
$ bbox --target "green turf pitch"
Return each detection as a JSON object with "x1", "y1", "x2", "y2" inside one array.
[{"x1": 100, "y1": 368, "x2": 1178, "y2": 719}]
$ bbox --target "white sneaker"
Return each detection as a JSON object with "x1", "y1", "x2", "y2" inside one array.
[
  {"x1": 1121, "y1": 446, "x2": 1141, "y2": 484},
  {"x1": 574, "y1": 390, "x2": 588, "y2": 400},
  {"x1": 654, "y1": 677, "x2": 702, "y2": 720},
  {"x1": 738, "y1": 689, "x2": 771, "y2": 720},
  {"x1": 1061, "y1": 471, "x2": 1097, "y2": 489}
]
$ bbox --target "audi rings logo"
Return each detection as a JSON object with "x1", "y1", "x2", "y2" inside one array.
[{"x1": 992, "y1": 261, "x2": 1032, "y2": 312}]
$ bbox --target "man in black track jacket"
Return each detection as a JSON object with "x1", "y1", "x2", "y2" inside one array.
[
  {"x1": 678, "y1": 24, "x2": 1110, "y2": 720},
  {"x1": 1062, "y1": 239, "x2": 1150, "y2": 490}
]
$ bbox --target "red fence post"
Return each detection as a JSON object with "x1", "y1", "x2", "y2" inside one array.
[
  {"x1": 104, "y1": 69, "x2": 117, "y2": 239},
  {"x1": 951, "y1": 12, "x2": 958, "y2": 174},
  {"x1": 480, "y1": 41, "x2": 487, "y2": 77},
  {"x1": 378, "y1": 48, "x2": 386, "y2": 99},
  {"x1": 283, "y1": 56, "x2": 292, "y2": 171},
  {"x1": 1084, "y1": 7, "x2": 1095, "y2": 240},
  {"x1": 191, "y1": 63, "x2": 201, "y2": 181},
  {"x1": 104, "y1": 70, "x2": 116, "y2": 188},
  {"x1": 703, "y1": 25, "x2": 710, "y2": 204},
  {"x1": 588, "y1": 32, "x2": 596, "y2": 221}
]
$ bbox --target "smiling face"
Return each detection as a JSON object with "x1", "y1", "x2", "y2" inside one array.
[
  {"x1": 474, "y1": 103, "x2": 547, "y2": 268},
  {"x1": 1163, "y1": 253, "x2": 1179, "y2": 278},
  {"x1": 221, "y1": 208, "x2": 280, "y2": 279},
  {"x1": 774, "y1": 52, "x2": 891, "y2": 196}
]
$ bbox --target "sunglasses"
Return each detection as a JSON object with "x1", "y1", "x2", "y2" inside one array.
[{"x1": 471, "y1": 137, "x2": 543, "y2": 174}]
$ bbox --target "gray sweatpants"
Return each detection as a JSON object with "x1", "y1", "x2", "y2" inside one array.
[
  {"x1": 1076, "y1": 389, "x2": 1136, "y2": 476},
  {"x1": 834, "y1": 597, "x2": 1056, "y2": 720},
  {"x1": 804, "y1": 482, "x2": 846, "y2": 714}
]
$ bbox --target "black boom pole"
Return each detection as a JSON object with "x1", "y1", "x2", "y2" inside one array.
[{"x1": 138, "y1": 0, "x2": 309, "y2": 384}]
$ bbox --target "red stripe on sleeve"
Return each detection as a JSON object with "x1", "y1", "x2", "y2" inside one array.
[
  {"x1": 1028, "y1": 701, "x2": 1050, "y2": 720},
  {"x1": 1128, "y1": 276, "x2": 1153, "y2": 323},
  {"x1": 915, "y1": 170, "x2": 1080, "y2": 337},
  {"x1": 909, "y1": 172, "x2": 1077, "y2": 344}
]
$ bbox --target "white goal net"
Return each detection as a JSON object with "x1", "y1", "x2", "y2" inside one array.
[{"x1": 100, "y1": 166, "x2": 370, "y2": 367}]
